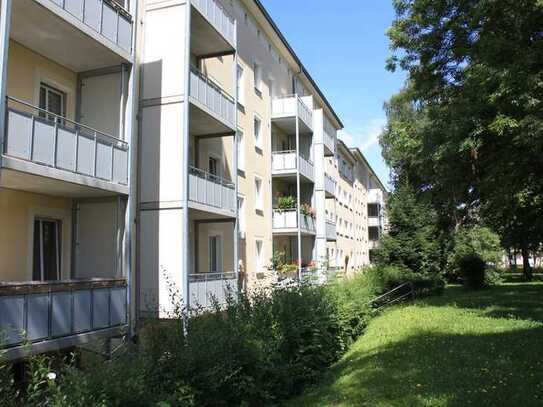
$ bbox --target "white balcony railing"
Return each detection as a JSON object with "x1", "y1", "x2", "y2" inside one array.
[
  {"x1": 323, "y1": 116, "x2": 336, "y2": 155},
  {"x1": 192, "y1": 0, "x2": 236, "y2": 48},
  {"x1": 272, "y1": 209, "x2": 316, "y2": 233},
  {"x1": 324, "y1": 173, "x2": 336, "y2": 197},
  {"x1": 189, "y1": 66, "x2": 236, "y2": 129},
  {"x1": 271, "y1": 95, "x2": 313, "y2": 131},
  {"x1": 272, "y1": 150, "x2": 314, "y2": 181},
  {"x1": 0, "y1": 278, "x2": 127, "y2": 348},
  {"x1": 368, "y1": 188, "x2": 384, "y2": 204},
  {"x1": 368, "y1": 216, "x2": 380, "y2": 228},
  {"x1": 49, "y1": 0, "x2": 133, "y2": 52},
  {"x1": 188, "y1": 166, "x2": 236, "y2": 215},
  {"x1": 4, "y1": 96, "x2": 129, "y2": 186},
  {"x1": 188, "y1": 272, "x2": 238, "y2": 308},
  {"x1": 325, "y1": 220, "x2": 337, "y2": 241}
]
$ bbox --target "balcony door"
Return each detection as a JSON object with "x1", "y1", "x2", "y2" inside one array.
[
  {"x1": 39, "y1": 83, "x2": 65, "y2": 122},
  {"x1": 33, "y1": 218, "x2": 61, "y2": 281},
  {"x1": 208, "y1": 235, "x2": 223, "y2": 273}
]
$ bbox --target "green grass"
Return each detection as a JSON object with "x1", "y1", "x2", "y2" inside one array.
[{"x1": 288, "y1": 282, "x2": 543, "y2": 407}]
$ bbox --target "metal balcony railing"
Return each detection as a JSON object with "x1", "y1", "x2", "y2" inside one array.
[
  {"x1": 49, "y1": 0, "x2": 133, "y2": 52},
  {"x1": 4, "y1": 96, "x2": 129, "y2": 186},
  {"x1": 188, "y1": 166, "x2": 236, "y2": 214},
  {"x1": 271, "y1": 150, "x2": 314, "y2": 181},
  {"x1": 0, "y1": 278, "x2": 127, "y2": 348},
  {"x1": 188, "y1": 272, "x2": 237, "y2": 308},
  {"x1": 271, "y1": 95, "x2": 313, "y2": 131},
  {"x1": 324, "y1": 173, "x2": 336, "y2": 196},
  {"x1": 191, "y1": 0, "x2": 236, "y2": 48},
  {"x1": 325, "y1": 220, "x2": 337, "y2": 241},
  {"x1": 272, "y1": 209, "x2": 316, "y2": 233},
  {"x1": 189, "y1": 66, "x2": 236, "y2": 129}
]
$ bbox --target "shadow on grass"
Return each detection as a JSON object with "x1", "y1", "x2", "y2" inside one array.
[
  {"x1": 294, "y1": 327, "x2": 543, "y2": 407},
  {"x1": 426, "y1": 283, "x2": 543, "y2": 322}
]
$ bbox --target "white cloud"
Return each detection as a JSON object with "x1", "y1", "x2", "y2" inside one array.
[{"x1": 338, "y1": 117, "x2": 387, "y2": 152}]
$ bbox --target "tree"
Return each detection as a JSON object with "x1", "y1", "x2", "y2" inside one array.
[
  {"x1": 382, "y1": 0, "x2": 543, "y2": 280},
  {"x1": 374, "y1": 183, "x2": 444, "y2": 274}
]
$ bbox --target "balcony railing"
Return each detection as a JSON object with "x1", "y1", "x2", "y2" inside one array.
[
  {"x1": 4, "y1": 97, "x2": 129, "y2": 186},
  {"x1": 0, "y1": 278, "x2": 127, "y2": 349},
  {"x1": 368, "y1": 188, "x2": 384, "y2": 204},
  {"x1": 368, "y1": 216, "x2": 381, "y2": 228},
  {"x1": 188, "y1": 166, "x2": 236, "y2": 215},
  {"x1": 271, "y1": 150, "x2": 314, "y2": 181},
  {"x1": 188, "y1": 272, "x2": 237, "y2": 308},
  {"x1": 325, "y1": 220, "x2": 337, "y2": 241},
  {"x1": 192, "y1": 0, "x2": 236, "y2": 48},
  {"x1": 189, "y1": 66, "x2": 236, "y2": 129},
  {"x1": 271, "y1": 95, "x2": 313, "y2": 131},
  {"x1": 324, "y1": 173, "x2": 336, "y2": 197},
  {"x1": 49, "y1": 0, "x2": 133, "y2": 52},
  {"x1": 272, "y1": 209, "x2": 316, "y2": 233},
  {"x1": 323, "y1": 116, "x2": 336, "y2": 155}
]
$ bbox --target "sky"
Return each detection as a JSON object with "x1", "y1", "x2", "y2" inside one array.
[{"x1": 260, "y1": 0, "x2": 407, "y2": 188}]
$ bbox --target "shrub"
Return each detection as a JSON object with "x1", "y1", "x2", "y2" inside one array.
[
  {"x1": 363, "y1": 265, "x2": 445, "y2": 298},
  {"x1": 0, "y1": 359, "x2": 18, "y2": 407},
  {"x1": 459, "y1": 254, "x2": 487, "y2": 289},
  {"x1": 277, "y1": 195, "x2": 296, "y2": 210}
]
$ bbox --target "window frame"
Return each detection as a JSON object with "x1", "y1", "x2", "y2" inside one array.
[{"x1": 33, "y1": 217, "x2": 62, "y2": 282}]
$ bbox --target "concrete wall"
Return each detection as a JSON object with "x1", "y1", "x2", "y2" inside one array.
[{"x1": 0, "y1": 188, "x2": 72, "y2": 281}]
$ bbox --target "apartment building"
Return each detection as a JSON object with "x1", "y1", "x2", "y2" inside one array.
[
  {"x1": 326, "y1": 140, "x2": 388, "y2": 276},
  {"x1": 0, "y1": 0, "x2": 138, "y2": 359},
  {"x1": 0, "y1": 0, "x2": 387, "y2": 359}
]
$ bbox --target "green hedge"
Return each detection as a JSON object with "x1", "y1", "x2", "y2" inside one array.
[{"x1": 1, "y1": 267, "x2": 443, "y2": 406}]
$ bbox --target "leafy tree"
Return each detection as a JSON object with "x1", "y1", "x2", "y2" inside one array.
[
  {"x1": 374, "y1": 184, "x2": 444, "y2": 274},
  {"x1": 382, "y1": 0, "x2": 543, "y2": 279}
]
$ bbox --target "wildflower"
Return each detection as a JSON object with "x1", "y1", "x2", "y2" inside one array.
[{"x1": 47, "y1": 372, "x2": 56, "y2": 381}]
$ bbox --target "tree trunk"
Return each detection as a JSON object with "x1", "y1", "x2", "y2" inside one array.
[{"x1": 521, "y1": 246, "x2": 533, "y2": 281}]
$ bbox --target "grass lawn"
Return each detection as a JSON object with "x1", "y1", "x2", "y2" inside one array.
[{"x1": 288, "y1": 281, "x2": 543, "y2": 407}]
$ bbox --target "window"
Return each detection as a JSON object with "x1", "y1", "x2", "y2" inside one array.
[
  {"x1": 208, "y1": 235, "x2": 223, "y2": 273},
  {"x1": 208, "y1": 156, "x2": 220, "y2": 177},
  {"x1": 39, "y1": 83, "x2": 65, "y2": 121},
  {"x1": 33, "y1": 218, "x2": 61, "y2": 281},
  {"x1": 238, "y1": 195, "x2": 245, "y2": 235},
  {"x1": 253, "y1": 62, "x2": 262, "y2": 95},
  {"x1": 236, "y1": 64, "x2": 245, "y2": 106},
  {"x1": 255, "y1": 240, "x2": 263, "y2": 272},
  {"x1": 254, "y1": 176, "x2": 263, "y2": 211},
  {"x1": 253, "y1": 116, "x2": 262, "y2": 149},
  {"x1": 237, "y1": 130, "x2": 245, "y2": 171}
]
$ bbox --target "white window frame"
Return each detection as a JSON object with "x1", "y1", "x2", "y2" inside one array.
[
  {"x1": 253, "y1": 114, "x2": 263, "y2": 149},
  {"x1": 253, "y1": 61, "x2": 262, "y2": 94},
  {"x1": 237, "y1": 130, "x2": 245, "y2": 171},
  {"x1": 255, "y1": 239, "x2": 263, "y2": 273},
  {"x1": 33, "y1": 217, "x2": 62, "y2": 281},
  {"x1": 236, "y1": 64, "x2": 245, "y2": 106},
  {"x1": 254, "y1": 175, "x2": 263, "y2": 211},
  {"x1": 238, "y1": 195, "x2": 246, "y2": 235}
]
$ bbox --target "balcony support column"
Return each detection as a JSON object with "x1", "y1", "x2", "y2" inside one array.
[
  {"x1": 233, "y1": 50, "x2": 239, "y2": 292},
  {"x1": 0, "y1": 0, "x2": 12, "y2": 170},
  {"x1": 295, "y1": 101, "x2": 302, "y2": 279}
]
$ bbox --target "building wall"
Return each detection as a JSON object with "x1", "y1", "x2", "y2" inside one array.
[
  {"x1": 0, "y1": 188, "x2": 72, "y2": 281},
  {"x1": 6, "y1": 40, "x2": 77, "y2": 120}
]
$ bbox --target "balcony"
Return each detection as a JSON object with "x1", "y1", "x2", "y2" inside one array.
[
  {"x1": 189, "y1": 66, "x2": 236, "y2": 135},
  {"x1": 191, "y1": 0, "x2": 236, "y2": 56},
  {"x1": 188, "y1": 272, "x2": 237, "y2": 309},
  {"x1": 368, "y1": 216, "x2": 381, "y2": 228},
  {"x1": 0, "y1": 278, "x2": 127, "y2": 360},
  {"x1": 271, "y1": 95, "x2": 313, "y2": 134},
  {"x1": 11, "y1": 0, "x2": 133, "y2": 72},
  {"x1": 325, "y1": 220, "x2": 337, "y2": 241},
  {"x1": 324, "y1": 173, "x2": 336, "y2": 198},
  {"x1": 271, "y1": 151, "x2": 314, "y2": 182},
  {"x1": 272, "y1": 209, "x2": 316, "y2": 235},
  {"x1": 188, "y1": 166, "x2": 236, "y2": 218},
  {"x1": 2, "y1": 97, "x2": 129, "y2": 196},
  {"x1": 323, "y1": 117, "x2": 336, "y2": 156},
  {"x1": 368, "y1": 188, "x2": 385, "y2": 205}
]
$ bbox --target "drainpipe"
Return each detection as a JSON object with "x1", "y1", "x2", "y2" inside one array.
[{"x1": 0, "y1": 0, "x2": 12, "y2": 171}]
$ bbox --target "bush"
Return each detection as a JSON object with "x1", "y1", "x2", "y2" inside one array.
[
  {"x1": 459, "y1": 254, "x2": 487, "y2": 289},
  {"x1": 363, "y1": 265, "x2": 445, "y2": 298},
  {"x1": 0, "y1": 273, "x2": 443, "y2": 406}
]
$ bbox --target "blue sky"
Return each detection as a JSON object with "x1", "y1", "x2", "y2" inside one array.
[{"x1": 261, "y1": 0, "x2": 406, "y2": 188}]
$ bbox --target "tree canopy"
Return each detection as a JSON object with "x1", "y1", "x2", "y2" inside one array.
[{"x1": 381, "y1": 0, "x2": 543, "y2": 278}]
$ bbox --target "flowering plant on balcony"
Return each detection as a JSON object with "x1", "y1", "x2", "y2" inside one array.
[
  {"x1": 300, "y1": 203, "x2": 316, "y2": 219},
  {"x1": 277, "y1": 195, "x2": 296, "y2": 211}
]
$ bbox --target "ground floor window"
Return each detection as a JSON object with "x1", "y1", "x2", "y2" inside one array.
[{"x1": 33, "y1": 218, "x2": 61, "y2": 281}]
